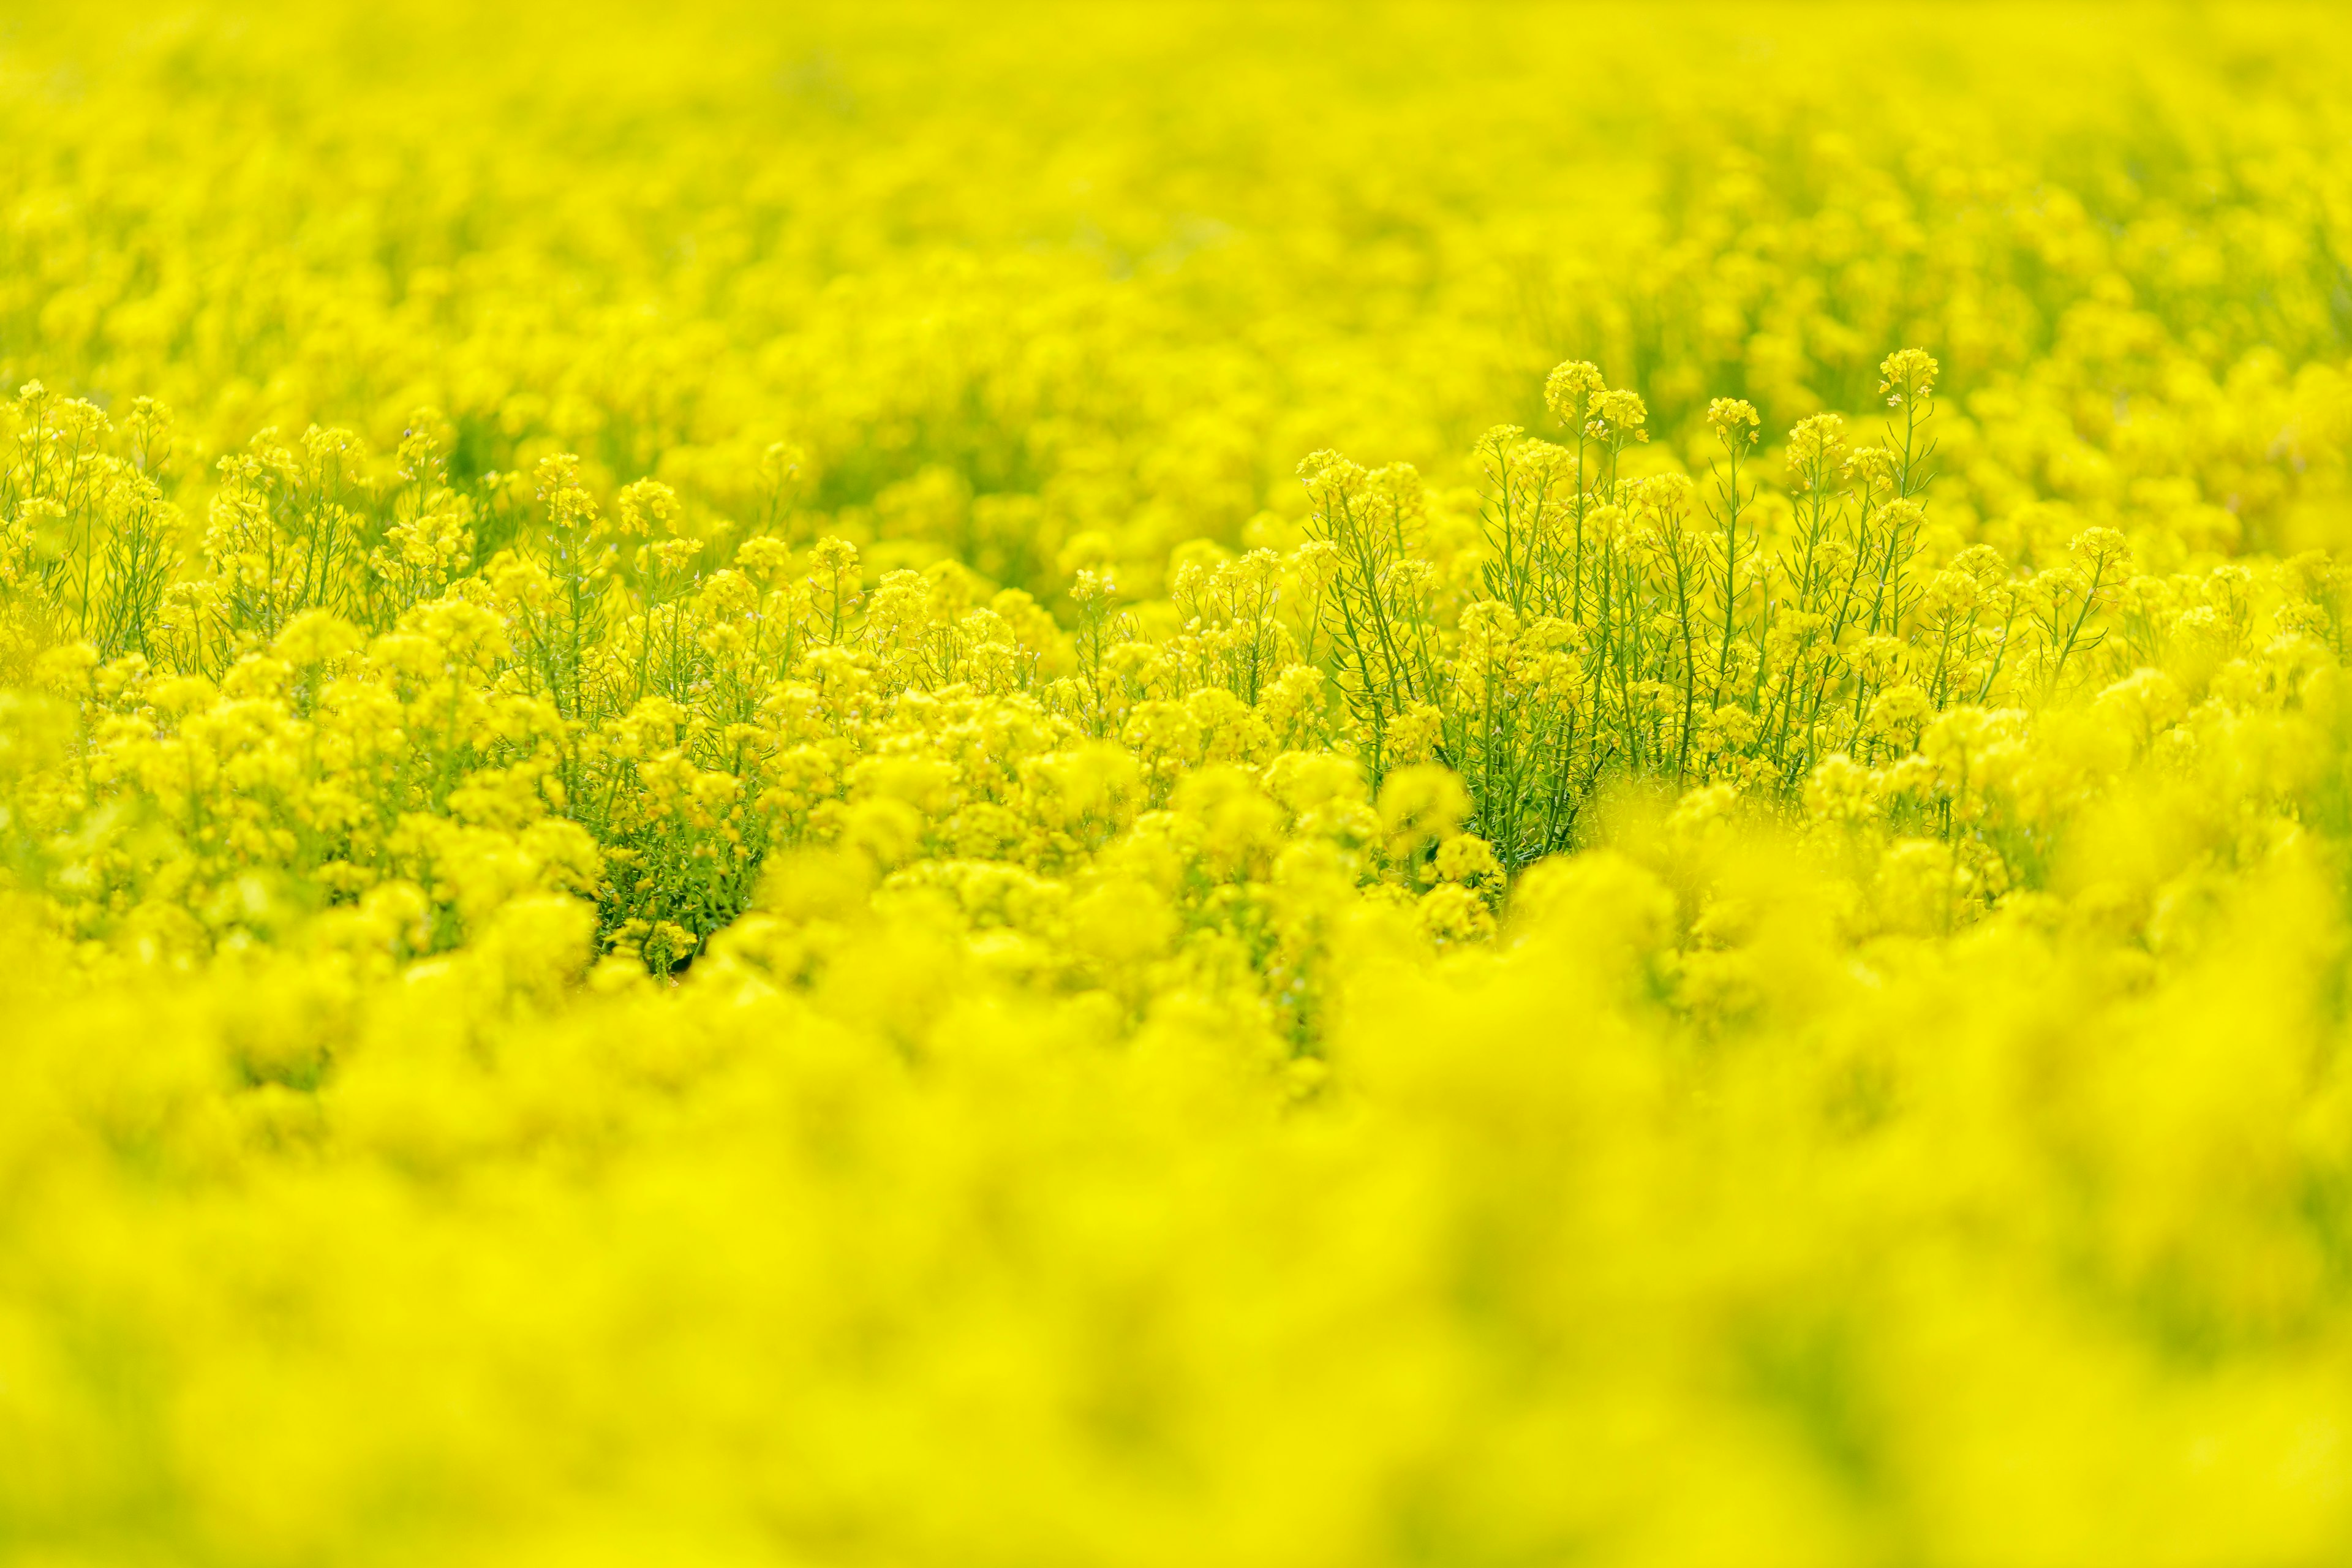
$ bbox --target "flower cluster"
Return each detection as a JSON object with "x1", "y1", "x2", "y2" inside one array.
[{"x1": 7, "y1": 3, "x2": 2352, "y2": 1563}]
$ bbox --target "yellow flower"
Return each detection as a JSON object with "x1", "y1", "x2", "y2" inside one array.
[{"x1": 1706, "y1": 396, "x2": 1761, "y2": 451}]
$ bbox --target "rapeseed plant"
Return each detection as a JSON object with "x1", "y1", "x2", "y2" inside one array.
[{"x1": 7, "y1": 2, "x2": 2352, "y2": 1562}]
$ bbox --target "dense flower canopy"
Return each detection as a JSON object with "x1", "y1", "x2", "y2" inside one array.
[{"x1": 7, "y1": 3, "x2": 2352, "y2": 1564}]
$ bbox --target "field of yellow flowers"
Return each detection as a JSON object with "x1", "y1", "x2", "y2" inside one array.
[{"x1": 7, "y1": 2, "x2": 2352, "y2": 1562}]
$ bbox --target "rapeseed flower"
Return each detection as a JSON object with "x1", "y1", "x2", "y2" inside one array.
[{"x1": 4, "y1": 2, "x2": 2352, "y2": 1562}]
